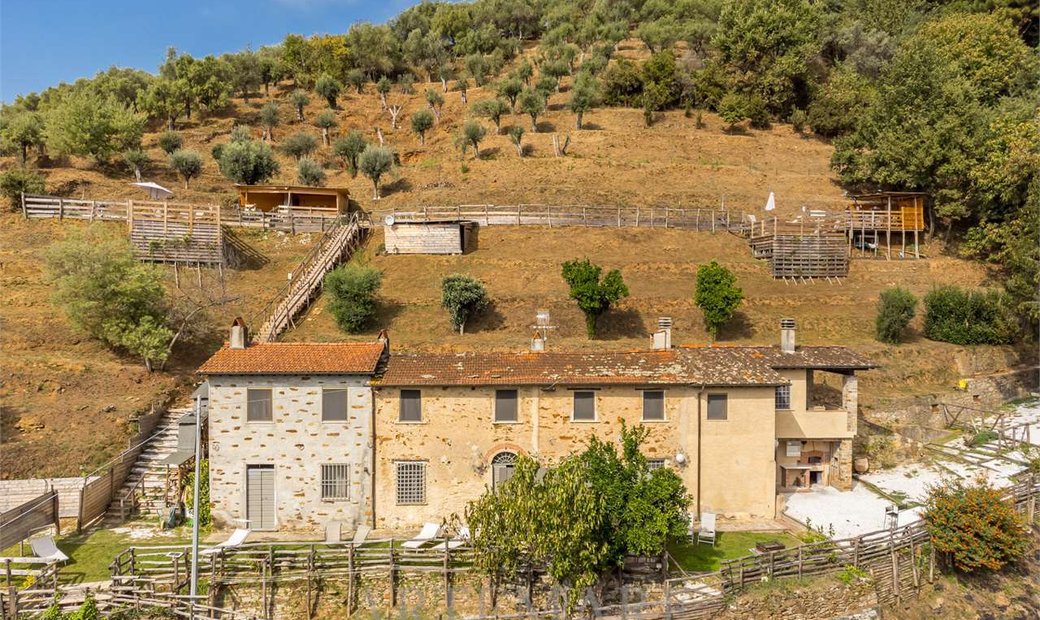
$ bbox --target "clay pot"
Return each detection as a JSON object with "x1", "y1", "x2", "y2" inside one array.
[{"x1": 853, "y1": 457, "x2": 869, "y2": 474}]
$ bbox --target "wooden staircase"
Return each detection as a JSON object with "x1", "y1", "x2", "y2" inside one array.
[{"x1": 252, "y1": 213, "x2": 365, "y2": 343}]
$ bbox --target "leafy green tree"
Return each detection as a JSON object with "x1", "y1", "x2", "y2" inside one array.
[
  {"x1": 807, "y1": 64, "x2": 876, "y2": 138},
  {"x1": 460, "y1": 119, "x2": 486, "y2": 159},
  {"x1": 46, "y1": 228, "x2": 171, "y2": 370},
  {"x1": 472, "y1": 98, "x2": 509, "y2": 133},
  {"x1": 636, "y1": 17, "x2": 682, "y2": 53},
  {"x1": 454, "y1": 77, "x2": 470, "y2": 103},
  {"x1": 217, "y1": 138, "x2": 279, "y2": 185},
  {"x1": 45, "y1": 89, "x2": 144, "y2": 163},
  {"x1": 568, "y1": 72, "x2": 600, "y2": 129},
  {"x1": 561, "y1": 258, "x2": 629, "y2": 338},
  {"x1": 601, "y1": 59, "x2": 644, "y2": 107},
  {"x1": 123, "y1": 149, "x2": 148, "y2": 181},
  {"x1": 290, "y1": 89, "x2": 310, "y2": 121},
  {"x1": 313, "y1": 110, "x2": 336, "y2": 147},
  {"x1": 923, "y1": 286, "x2": 1013, "y2": 345},
  {"x1": 425, "y1": 88, "x2": 444, "y2": 122},
  {"x1": 464, "y1": 54, "x2": 489, "y2": 86},
  {"x1": 0, "y1": 109, "x2": 44, "y2": 163},
  {"x1": 137, "y1": 78, "x2": 188, "y2": 130},
  {"x1": 518, "y1": 88, "x2": 545, "y2": 132},
  {"x1": 441, "y1": 274, "x2": 489, "y2": 333},
  {"x1": 410, "y1": 108, "x2": 435, "y2": 145},
  {"x1": 280, "y1": 132, "x2": 318, "y2": 161},
  {"x1": 641, "y1": 81, "x2": 669, "y2": 127},
  {"x1": 297, "y1": 157, "x2": 326, "y2": 186},
  {"x1": 0, "y1": 167, "x2": 45, "y2": 209},
  {"x1": 516, "y1": 58, "x2": 534, "y2": 84},
  {"x1": 259, "y1": 102, "x2": 280, "y2": 141},
  {"x1": 332, "y1": 130, "x2": 367, "y2": 177},
  {"x1": 324, "y1": 264, "x2": 382, "y2": 333},
  {"x1": 315, "y1": 74, "x2": 342, "y2": 108},
  {"x1": 376, "y1": 76, "x2": 392, "y2": 108},
  {"x1": 694, "y1": 260, "x2": 744, "y2": 340},
  {"x1": 508, "y1": 124, "x2": 525, "y2": 157},
  {"x1": 168, "y1": 149, "x2": 202, "y2": 188},
  {"x1": 157, "y1": 130, "x2": 182, "y2": 154},
  {"x1": 924, "y1": 477, "x2": 1029, "y2": 573},
  {"x1": 496, "y1": 77, "x2": 523, "y2": 111},
  {"x1": 358, "y1": 145, "x2": 394, "y2": 199},
  {"x1": 346, "y1": 69, "x2": 366, "y2": 94},
  {"x1": 875, "y1": 287, "x2": 917, "y2": 344},
  {"x1": 717, "y1": 92, "x2": 748, "y2": 131}
]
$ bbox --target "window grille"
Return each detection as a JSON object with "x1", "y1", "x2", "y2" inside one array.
[
  {"x1": 321, "y1": 464, "x2": 350, "y2": 500},
  {"x1": 492, "y1": 452, "x2": 518, "y2": 488},
  {"x1": 775, "y1": 385, "x2": 791, "y2": 410},
  {"x1": 647, "y1": 459, "x2": 666, "y2": 470},
  {"x1": 396, "y1": 461, "x2": 426, "y2": 505}
]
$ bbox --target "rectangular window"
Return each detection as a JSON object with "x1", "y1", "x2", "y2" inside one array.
[
  {"x1": 775, "y1": 385, "x2": 791, "y2": 410},
  {"x1": 395, "y1": 461, "x2": 426, "y2": 505},
  {"x1": 642, "y1": 391, "x2": 665, "y2": 421},
  {"x1": 706, "y1": 394, "x2": 728, "y2": 420},
  {"x1": 247, "y1": 388, "x2": 273, "y2": 422},
  {"x1": 647, "y1": 459, "x2": 666, "y2": 471},
  {"x1": 495, "y1": 389, "x2": 518, "y2": 422},
  {"x1": 786, "y1": 441, "x2": 802, "y2": 458},
  {"x1": 322, "y1": 388, "x2": 349, "y2": 422},
  {"x1": 399, "y1": 389, "x2": 422, "y2": 422},
  {"x1": 572, "y1": 391, "x2": 596, "y2": 421},
  {"x1": 320, "y1": 464, "x2": 350, "y2": 500}
]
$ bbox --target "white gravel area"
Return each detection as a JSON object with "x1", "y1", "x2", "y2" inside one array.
[{"x1": 784, "y1": 483, "x2": 921, "y2": 540}]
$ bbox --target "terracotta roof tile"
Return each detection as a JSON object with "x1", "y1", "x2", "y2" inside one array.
[
  {"x1": 198, "y1": 342, "x2": 385, "y2": 375},
  {"x1": 739, "y1": 346, "x2": 879, "y2": 370}
]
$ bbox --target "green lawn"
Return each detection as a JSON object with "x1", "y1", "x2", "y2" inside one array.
[{"x1": 668, "y1": 531, "x2": 803, "y2": 573}]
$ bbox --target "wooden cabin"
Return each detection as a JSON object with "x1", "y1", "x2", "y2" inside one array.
[
  {"x1": 383, "y1": 220, "x2": 477, "y2": 255},
  {"x1": 847, "y1": 192, "x2": 926, "y2": 259},
  {"x1": 235, "y1": 185, "x2": 350, "y2": 215}
]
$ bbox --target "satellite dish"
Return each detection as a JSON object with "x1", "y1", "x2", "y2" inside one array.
[{"x1": 384, "y1": 215, "x2": 396, "y2": 226}]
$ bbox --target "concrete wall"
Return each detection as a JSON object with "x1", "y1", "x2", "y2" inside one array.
[
  {"x1": 383, "y1": 223, "x2": 466, "y2": 254},
  {"x1": 0, "y1": 477, "x2": 91, "y2": 518},
  {"x1": 207, "y1": 374, "x2": 373, "y2": 533},
  {"x1": 373, "y1": 384, "x2": 779, "y2": 529}
]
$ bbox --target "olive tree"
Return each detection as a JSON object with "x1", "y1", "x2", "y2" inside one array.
[
  {"x1": 358, "y1": 144, "x2": 394, "y2": 199},
  {"x1": 217, "y1": 138, "x2": 280, "y2": 184},
  {"x1": 259, "y1": 101, "x2": 280, "y2": 140},
  {"x1": 123, "y1": 149, "x2": 148, "y2": 181},
  {"x1": 568, "y1": 72, "x2": 601, "y2": 129},
  {"x1": 290, "y1": 89, "x2": 310, "y2": 121},
  {"x1": 280, "y1": 132, "x2": 318, "y2": 161},
  {"x1": 425, "y1": 88, "x2": 444, "y2": 122},
  {"x1": 297, "y1": 158, "x2": 326, "y2": 186},
  {"x1": 473, "y1": 98, "x2": 509, "y2": 133},
  {"x1": 157, "y1": 130, "x2": 182, "y2": 155},
  {"x1": 315, "y1": 74, "x2": 341, "y2": 108},
  {"x1": 460, "y1": 119, "x2": 486, "y2": 159},
  {"x1": 508, "y1": 125, "x2": 525, "y2": 157},
  {"x1": 332, "y1": 129, "x2": 367, "y2": 177},
  {"x1": 441, "y1": 274, "x2": 489, "y2": 333},
  {"x1": 313, "y1": 110, "x2": 336, "y2": 146},
  {"x1": 518, "y1": 88, "x2": 546, "y2": 131},
  {"x1": 324, "y1": 264, "x2": 382, "y2": 333},
  {"x1": 411, "y1": 109, "x2": 435, "y2": 145},
  {"x1": 168, "y1": 149, "x2": 202, "y2": 188}
]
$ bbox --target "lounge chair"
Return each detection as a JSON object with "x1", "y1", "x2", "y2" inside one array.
[
  {"x1": 200, "y1": 528, "x2": 250, "y2": 555},
  {"x1": 401, "y1": 522, "x2": 441, "y2": 549},
  {"x1": 351, "y1": 525, "x2": 371, "y2": 546},
  {"x1": 431, "y1": 526, "x2": 470, "y2": 551},
  {"x1": 30, "y1": 536, "x2": 69, "y2": 564},
  {"x1": 325, "y1": 522, "x2": 342, "y2": 543},
  {"x1": 697, "y1": 513, "x2": 717, "y2": 547}
]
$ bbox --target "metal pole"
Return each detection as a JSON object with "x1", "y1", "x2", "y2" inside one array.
[{"x1": 189, "y1": 394, "x2": 203, "y2": 617}]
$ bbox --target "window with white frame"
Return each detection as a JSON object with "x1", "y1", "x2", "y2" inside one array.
[
  {"x1": 247, "y1": 388, "x2": 273, "y2": 422},
  {"x1": 775, "y1": 385, "x2": 791, "y2": 410},
  {"x1": 642, "y1": 390, "x2": 665, "y2": 421},
  {"x1": 395, "y1": 461, "x2": 426, "y2": 505},
  {"x1": 320, "y1": 464, "x2": 351, "y2": 500},
  {"x1": 495, "y1": 390, "x2": 518, "y2": 422},
  {"x1": 647, "y1": 459, "x2": 666, "y2": 471},
  {"x1": 491, "y1": 452, "x2": 518, "y2": 489},
  {"x1": 786, "y1": 441, "x2": 802, "y2": 457},
  {"x1": 322, "y1": 388, "x2": 349, "y2": 421},
  {"x1": 572, "y1": 391, "x2": 596, "y2": 421}
]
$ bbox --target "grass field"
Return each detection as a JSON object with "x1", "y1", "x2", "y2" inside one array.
[{"x1": 669, "y1": 531, "x2": 803, "y2": 573}]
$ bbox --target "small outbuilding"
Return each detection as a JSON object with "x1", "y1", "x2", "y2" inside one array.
[
  {"x1": 235, "y1": 184, "x2": 350, "y2": 214},
  {"x1": 383, "y1": 219, "x2": 477, "y2": 255}
]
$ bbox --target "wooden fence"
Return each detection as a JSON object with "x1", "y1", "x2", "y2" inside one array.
[
  {"x1": 76, "y1": 405, "x2": 168, "y2": 531},
  {"x1": 0, "y1": 491, "x2": 59, "y2": 551},
  {"x1": 378, "y1": 204, "x2": 745, "y2": 232}
]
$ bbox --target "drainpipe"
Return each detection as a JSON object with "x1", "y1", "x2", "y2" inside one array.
[{"x1": 695, "y1": 385, "x2": 704, "y2": 520}]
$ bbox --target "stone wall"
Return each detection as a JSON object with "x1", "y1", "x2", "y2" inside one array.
[{"x1": 715, "y1": 578, "x2": 877, "y2": 620}]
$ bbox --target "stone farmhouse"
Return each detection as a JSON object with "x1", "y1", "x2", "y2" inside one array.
[{"x1": 198, "y1": 321, "x2": 875, "y2": 533}]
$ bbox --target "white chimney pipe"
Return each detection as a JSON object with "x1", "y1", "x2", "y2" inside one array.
[
  {"x1": 230, "y1": 318, "x2": 247, "y2": 350},
  {"x1": 780, "y1": 318, "x2": 796, "y2": 353}
]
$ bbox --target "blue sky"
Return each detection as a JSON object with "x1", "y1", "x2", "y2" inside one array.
[{"x1": 1, "y1": 0, "x2": 416, "y2": 100}]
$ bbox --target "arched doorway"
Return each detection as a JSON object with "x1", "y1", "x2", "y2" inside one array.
[{"x1": 491, "y1": 451, "x2": 518, "y2": 489}]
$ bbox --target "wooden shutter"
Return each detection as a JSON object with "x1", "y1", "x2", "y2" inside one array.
[{"x1": 246, "y1": 465, "x2": 275, "y2": 530}]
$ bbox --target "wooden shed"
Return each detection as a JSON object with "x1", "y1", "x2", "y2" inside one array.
[
  {"x1": 383, "y1": 220, "x2": 477, "y2": 255},
  {"x1": 847, "y1": 192, "x2": 926, "y2": 259},
  {"x1": 236, "y1": 185, "x2": 350, "y2": 214}
]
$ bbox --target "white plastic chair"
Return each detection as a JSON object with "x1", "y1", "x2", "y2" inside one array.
[
  {"x1": 30, "y1": 537, "x2": 69, "y2": 563},
  {"x1": 401, "y1": 522, "x2": 441, "y2": 549},
  {"x1": 697, "y1": 513, "x2": 717, "y2": 547}
]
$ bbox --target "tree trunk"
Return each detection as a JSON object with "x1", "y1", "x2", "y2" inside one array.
[
  {"x1": 134, "y1": 167, "x2": 142, "y2": 182},
  {"x1": 20, "y1": 143, "x2": 27, "y2": 164},
  {"x1": 531, "y1": 116, "x2": 537, "y2": 132},
  {"x1": 585, "y1": 314, "x2": 597, "y2": 339},
  {"x1": 459, "y1": 323, "x2": 464, "y2": 335},
  {"x1": 264, "y1": 82, "x2": 270, "y2": 96},
  {"x1": 144, "y1": 357, "x2": 153, "y2": 372},
  {"x1": 184, "y1": 178, "x2": 189, "y2": 189},
  {"x1": 441, "y1": 77, "x2": 448, "y2": 92},
  {"x1": 576, "y1": 111, "x2": 583, "y2": 130},
  {"x1": 322, "y1": 128, "x2": 329, "y2": 146},
  {"x1": 168, "y1": 117, "x2": 175, "y2": 131},
  {"x1": 461, "y1": 91, "x2": 467, "y2": 104},
  {"x1": 296, "y1": 107, "x2": 304, "y2": 121},
  {"x1": 380, "y1": 92, "x2": 387, "y2": 110},
  {"x1": 372, "y1": 179, "x2": 380, "y2": 200},
  {"x1": 419, "y1": 133, "x2": 425, "y2": 146}
]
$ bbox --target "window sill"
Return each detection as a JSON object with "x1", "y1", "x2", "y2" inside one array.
[
  {"x1": 246, "y1": 420, "x2": 276, "y2": 425},
  {"x1": 570, "y1": 419, "x2": 598, "y2": 423},
  {"x1": 396, "y1": 420, "x2": 427, "y2": 425},
  {"x1": 320, "y1": 498, "x2": 351, "y2": 503},
  {"x1": 640, "y1": 418, "x2": 668, "y2": 423},
  {"x1": 492, "y1": 420, "x2": 521, "y2": 425}
]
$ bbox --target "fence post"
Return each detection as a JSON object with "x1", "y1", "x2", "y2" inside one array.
[
  {"x1": 52, "y1": 491, "x2": 60, "y2": 536},
  {"x1": 389, "y1": 539, "x2": 397, "y2": 607},
  {"x1": 77, "y1": 481, "x2": 86, "y2": 534},
  {"x1": 617, "y1": 207, "x2": 621, "y2": 227},
  {"x1": 347, "y1": 543, "x2": 355, "y2": 616},
  {"x1": 546, "y1": 205, "x2": 552, "y2": 228},
  {"x1": 663, "y1": 579, "x2": 672, "y2": 620},
  {"x1": 20, "y1": 192, "x2": 27, "y2": 218},
  {"x1": 58, "y1": 198, "x2": 64, "y2": 220}
]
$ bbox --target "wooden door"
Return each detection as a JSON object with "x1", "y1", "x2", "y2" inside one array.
[{"x1": 246, "y1": 465, "x2": 275, "y2": 530}]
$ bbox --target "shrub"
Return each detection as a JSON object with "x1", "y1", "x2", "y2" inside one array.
[
  {"x1": 217, "y1": 138, "x2": 279, "y2": 184},
  {"x1": 561, "y1": 258, "x2": 629, "y2": 338},
  {"x1": 157, "y1": 130, "x2": 182, "y2": 154},
  {"x1": 324, "y1": 264, "x2": 382, "y2": 333},
  {"x1": 967, "y1": 430, "x2": 999, "y2": 447},
  {"x1": 358, "y1": 145, "x2": 394, "y2": 199},
  {"x1": 745, "y1": 93, "x2": 770, "y2": 129},
  {"x1": 441, "y1": 274, "x2": 489, "y2": 334},
  {"x1": 694, "y1": 261, "x2": 744, "y2": 340},
  {"x1": 875, "y1": 287, "x2": 917, "y2": 343},
  {"x1": 717, "y1": 92, "x2": 747, "y2": 130},
  {"x1": 315, "y1": 74, "x2": 341, "y2": 108},
  {"x1": 790, "y1": 108, "x2": 807, "y2": 133},
  {"x1": 184, "y1": 459, "x2": 211, "y2": 526},
  {"x1": 923, "y1": 286, "x2": 1013, "y2": 345},
  {"x1": 410, "y1": 109, "x2": 435, "y2": 145},
  {"x1": 602, "y1": 59, "x2": 644, "y2": 106},
  {"x1": 168, "y1": 149, "x2": 202, "y2": 188},
  {"x1": 280, "y1": 132, "x2": 318, "y2": 161},
  {"x1": 0, "y1": 167, "x2": 45, "y2": 209},
  {"x1": 924, "y1": 477, "x2": 1029, "y2": 572},
  {"x1": 296, "y1": 158, "x2": 325, "y2": 186}
]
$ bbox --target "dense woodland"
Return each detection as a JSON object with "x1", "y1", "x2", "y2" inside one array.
[{"x1": 1, "y1": 0, "x2": 1037, "y2": 328}]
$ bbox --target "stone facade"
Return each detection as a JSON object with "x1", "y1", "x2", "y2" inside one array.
[
  {"x1": 207, "y1": 374, "x2": 373, "y2": 532},
  {"x1": 372, "y1": 384, "x2": 779, "y2": 529}
]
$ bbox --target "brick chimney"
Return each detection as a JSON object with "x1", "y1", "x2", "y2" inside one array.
[
  {"x1": 780, "y1": 318, "x2": 796, "y2": 353},
  {"x1": 229, "y1": 317, "x2": 248, "y2": 350}
]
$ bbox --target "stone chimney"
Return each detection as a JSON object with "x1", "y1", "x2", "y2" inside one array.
[
  {"x1": 652, "y1": 317, "x2": 673, "y2": 350},
  {"x1": 229, "y1": 317, "x2": 248, "y2": 350},
  {"x1": 531, "y1": 331, "x2": 545, "y2": 352},
  {"x1": 780, "y1": 318, "x2": 796, "y2": 353}
]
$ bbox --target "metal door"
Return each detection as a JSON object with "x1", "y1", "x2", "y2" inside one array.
[{"x1": 246, "y1": 465, "x2": 275, "y2": 530}]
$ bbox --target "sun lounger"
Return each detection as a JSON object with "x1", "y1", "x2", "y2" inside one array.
[
  {"x1": 697, "y1": 513, "x2": 717, "y2": 547},
  {"x1": 351, "y1": 525, "x2": 371, "y2": 546},
  {"x1": 30, "y1": 536, "x2": 69, "y2": 563},
  {"x1": 200, "y1": 528, "x2": 250, "y2": 555},
  {"x1": 401, "y1": 522, "x2": 441, "y2": 549},
  {"x1": 431, "y1": 526, "x2": 470, "y2": 551}
]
